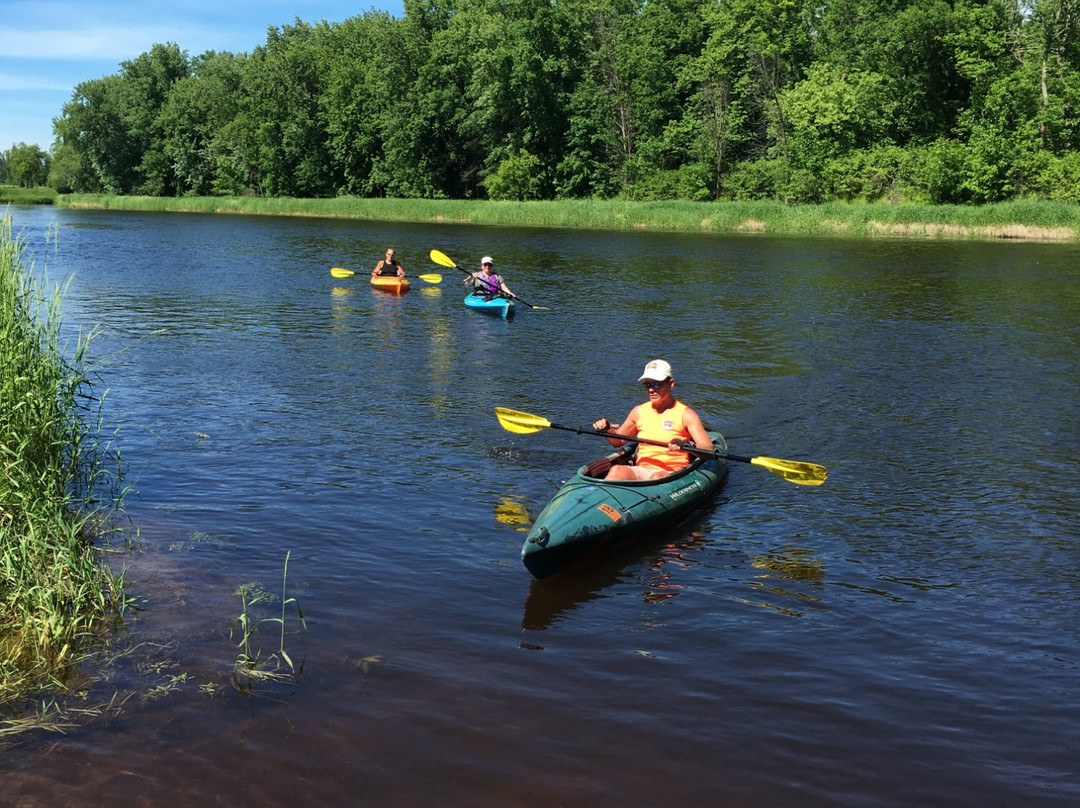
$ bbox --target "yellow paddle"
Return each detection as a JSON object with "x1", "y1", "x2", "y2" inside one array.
[
  {"x1": 494, "y1": 407, "x2": 828, "y2": 486},
  {"x1": 429, "y1": 249, "x2": 552, "y2": 310},
  {"x1": 330, "y1": 267, "x2": 442, "y2": 282}
]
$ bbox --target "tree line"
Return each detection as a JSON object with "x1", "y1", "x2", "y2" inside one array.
[{"x1": 17, "y1": 0, "x2": 1080, "y2": 204}]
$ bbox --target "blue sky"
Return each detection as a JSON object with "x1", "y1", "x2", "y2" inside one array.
[{"x1": 1, "y1": 1, "x2": 404, "y2": 151}]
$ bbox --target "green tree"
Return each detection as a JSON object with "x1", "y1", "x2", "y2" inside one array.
[
  {"x1": 1025, "y1": 0, "x2": 1080, "y2": 151},
  {"x1": 687, "y1": 0, "x2": 812, "y2": 200},
  {"x1": 483, "y1": 148, "x2": 543, "y2": 199},
  {"x1": 468, "y1": 0, "x2": 582, "y2": 199},
  {"x1": 45, "y1": 141, "x2": 93, "y2": 193},
  {"x1": 556, "y1": 0, "x2": 710, "y2": 198},
  {"x1": 120, "y1": 43, "x2": 191, "y2": 194},
  {"x1": 240, "y1": 20, "x2": 337, "y2": 197},
  {"x1": 809, "y1": 0, "x2": 965, "y2": 144},
  {"x1": 320, "y1": 13, "x2": 415, "y2": 196},
  {"x1": 779, "y1": 63, "x2": 895, "y2": 169},
  {"x1": 5, "y1": 143, "x2": 50, "y2": 187},
  {"x1": 58, "y1": 75, "x2": 140, "y2": 193},
  {"x1": 157, "y1": 51, "x2": 247, "y2": 195},
  {"x1": 56, "y1": 43, "x2": 190, "y2": 193}
]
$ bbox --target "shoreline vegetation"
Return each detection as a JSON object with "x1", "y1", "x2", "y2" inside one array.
[
  {"x1": 55, "y1": 195, "x2": 1079, "y2": 242},
  {"x1": 0, "y1": 216, "x2": 128, "y2": 707},
  {"x1": 0, "y1": 185, "x2": 57, "y2": 205}
]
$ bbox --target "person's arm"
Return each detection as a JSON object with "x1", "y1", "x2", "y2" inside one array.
[
  {"x1": 673, "y1": 407, "x2": 714, "y2": 453},
  {"x1": 371, "y1": 260, "x2": 385, "y2": 277},
  {"x1": 500, "y1": 280, "x2": 513, "y2": 296},
  {"x1": 396, "y1": 261, "x2": 406, "y2": 277},
  {"x1": 593, "y1": 407, "x2": 639, "y2": 448}
]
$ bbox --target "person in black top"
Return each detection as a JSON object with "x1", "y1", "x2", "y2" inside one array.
[{"x1": 371, "y1": 248, "x2": 406, "y2": 279}]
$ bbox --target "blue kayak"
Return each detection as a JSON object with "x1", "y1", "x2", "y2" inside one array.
[{"x1": 464, "y1": 292, "x2": 515, "y2": 318}]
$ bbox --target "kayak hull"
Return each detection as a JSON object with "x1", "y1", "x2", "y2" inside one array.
[
  {"x1": 371, "y1": 275, "x2": 410, "y2": 294},
  {"x1": 464, "y1": 293, "x2": 514, "y2": 318},
  {"x1": 521, "y1": 432, "x2": 727, "y2": 579}
]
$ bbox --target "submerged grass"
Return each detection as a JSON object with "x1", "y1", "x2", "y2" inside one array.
[
  {"x1": 56, "y1": 194, "x2": 1080, "y2": 241},
  {"x1": 0, "y1": 214, "x2": 129, "y2": 704}
]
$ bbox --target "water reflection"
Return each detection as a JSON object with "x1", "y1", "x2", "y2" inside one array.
[
  {"x1": 493, "y1": 497, "x2": 531, "y2": 530},
  {"x1": 520, "y1": 531, "x2": 713, "y2": 633},
  {"x1": 329, "y1": 286, "x2": 358, "y2": 326},
  {"x1": 739, "y1": 544, "x2": 826, "y2": 617},
  {"x1": 638, "y1": 534, "x2": 711, "y2": 604},
  {"x1": 520, "y1": 560, "x2": 626, "y2": 634}
]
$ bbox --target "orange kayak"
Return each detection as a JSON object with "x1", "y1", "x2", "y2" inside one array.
[{"x1": 370, "y1": 275, "x2": 410, "y2": 294}]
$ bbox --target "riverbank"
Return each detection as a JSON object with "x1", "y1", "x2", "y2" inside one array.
[{"x1": 56, "y1": 195, "x2": 1080, "y2": 242}]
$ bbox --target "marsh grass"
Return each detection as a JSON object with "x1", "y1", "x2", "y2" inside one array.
[
  {"x1": 57, "y1": 194, "x2": 1080, "y2": 241},
  {"x1": 231, "y1": 551, "x2": 305, "y2": 685},
  {"x1": 1, "y1": 215, "x2": 129, "y2": 703},
  {"x1": 0, "y1": 186, "x2": 57, "y2": 205}
]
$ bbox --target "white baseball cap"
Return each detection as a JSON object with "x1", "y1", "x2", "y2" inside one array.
[
  {"x1": 638, "y1": 359, "x2": 672, "y2": 382},
  {"x1": 481, "y1": 256, "x2": 494, "y2": 265}
]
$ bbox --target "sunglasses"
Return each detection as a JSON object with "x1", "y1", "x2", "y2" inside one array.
[{"x1": 642, "y1": 379, "x2": 669, "y2": 390}]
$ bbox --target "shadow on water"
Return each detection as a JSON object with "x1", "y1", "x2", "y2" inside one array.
[{"x1": 519, "y1": 522, "x2": 717, "y2": 634}]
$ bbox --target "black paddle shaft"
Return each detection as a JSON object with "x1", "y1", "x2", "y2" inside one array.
[{"x1": 548, "y1": 421, "x2": 742, "y2": 461}]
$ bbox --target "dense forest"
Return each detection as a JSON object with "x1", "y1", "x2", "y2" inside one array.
[{"x1": 7, "y1": 0, "x2": 1080, "y2": 204}]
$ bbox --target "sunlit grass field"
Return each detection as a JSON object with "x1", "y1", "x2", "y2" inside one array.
[
  {"x1": 57, "y1": 194, "x2": 1080, "y2": 241},
  {"x1": 0, "y1": 185, "x2": 57, "y2": 205}
]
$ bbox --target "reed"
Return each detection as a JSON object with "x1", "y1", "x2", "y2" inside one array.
[
  {"x1": 56, "y1": 194, "x2": 1080, "y2": 241},
  {"x1": 0, "y1": 215, "x2": 128, "y2": 702},
  {"x1": 230, "y1": 551, "x2": 305, "y2": 683}
]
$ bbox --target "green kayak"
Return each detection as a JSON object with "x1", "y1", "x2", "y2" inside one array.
[{"x1": 521, "y1": 431, "x2": 728, "y2": 579}]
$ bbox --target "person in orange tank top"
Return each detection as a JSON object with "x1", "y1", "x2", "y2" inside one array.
[{"x1": 591, "y1": 359, "x2": 714, "y2": 481}]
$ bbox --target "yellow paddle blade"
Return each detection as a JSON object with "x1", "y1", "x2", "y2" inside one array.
[
  {"x1": 494, "y1": 407, "x2": 552, "y2": 434},
  {"x1": 430, "y1": 249, "x2": 457, "y2": 268},
  {"x1": 418, "y1": 273, "x2": 443, "y2": 283},
  {"x1": 330, "y1": 267, "x2": 355, "y2": 278},
  {"x1": 750, "y1": 456, "x2": 828, "y2": 486}
]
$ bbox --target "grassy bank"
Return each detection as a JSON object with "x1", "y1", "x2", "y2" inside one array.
[
  {"x1": 56, "y1": 194, "x2": 1080, "y2": 241},
  {"x1": 0, "y1": 185, "x2": 58, "y2": 205},
  {"x1": 1, "y1": 216, "x2": 127, "y2": 702}
]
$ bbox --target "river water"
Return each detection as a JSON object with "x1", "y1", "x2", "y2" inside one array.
[{"x1": 3, "y1": 206, "x2": 1078, "y2": 807}]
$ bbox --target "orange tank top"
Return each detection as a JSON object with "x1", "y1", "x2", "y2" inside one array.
[{"x1": 635, "y1": 400, "x2": 691, "y2": 472}]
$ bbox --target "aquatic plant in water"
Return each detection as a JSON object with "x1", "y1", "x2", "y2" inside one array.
[{"x1": 231, "y1": 551, "x2": 305, "y2": 683}]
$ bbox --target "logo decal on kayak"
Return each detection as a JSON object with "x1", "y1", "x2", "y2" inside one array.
[
  {"x1": 597, "y1": 503, "x2": 622, "y2": 521},
  {"x1": 668, "y1": 481, "x2": 702, "y2": 500}
]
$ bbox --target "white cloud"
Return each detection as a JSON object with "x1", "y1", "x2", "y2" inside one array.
[
  {"x1": 0, "y1": 72, "x2": 76, "y2": 92},
  {"x1": 0, "y1": 25, "x2": 253, "y2": 60}
]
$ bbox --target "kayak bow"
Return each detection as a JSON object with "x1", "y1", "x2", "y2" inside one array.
[{"x1": 464, "y1": 292, "x2": 514, "y2": 318}]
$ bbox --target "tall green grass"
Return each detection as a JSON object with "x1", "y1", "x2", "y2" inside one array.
[
  {"x1": 1, "y1": 215, "x2": 128, "y2": 701},
  {"x1": 0, "y1": 185, "x2": 57, "y2": 205},
  {"x1": 57, "y1": 194, "x2": 1080, "y2": 240}
]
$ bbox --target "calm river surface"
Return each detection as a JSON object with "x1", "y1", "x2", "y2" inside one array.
[{"x1": 3, "y1": 206, "x2": 1078, "y2": 807}]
